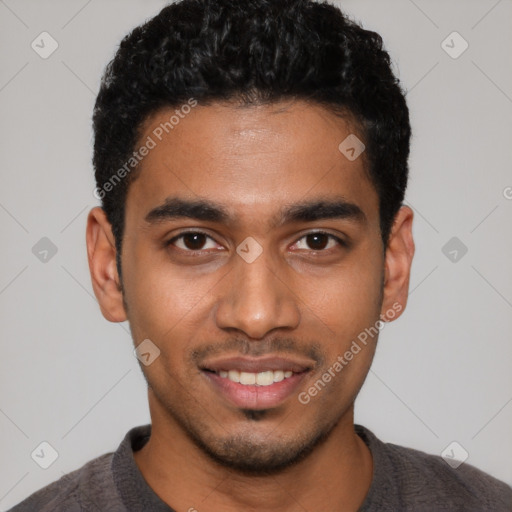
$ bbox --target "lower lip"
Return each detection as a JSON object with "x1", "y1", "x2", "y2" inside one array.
[{"x1": 203, "y1": 371, "x2": 308, "y2": 410}]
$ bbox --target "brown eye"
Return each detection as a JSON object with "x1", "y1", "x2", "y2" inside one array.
[
  {"x1": 305, "y1": 233, "x2": 330, "y2": 250},
  {"x1": 293, "y1": 232, "x2": 344, "y2": 251},
  {"x1": 181, "y1": 233, "x2": 207, "y2": 250},
  {"x1": 167, "y1": 232, "x2": 220, "y2": 252}
]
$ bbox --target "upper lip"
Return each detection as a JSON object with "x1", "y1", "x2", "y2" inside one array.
[{"x1": 201, "y1": 355, "x2": 314, "y2": 374}]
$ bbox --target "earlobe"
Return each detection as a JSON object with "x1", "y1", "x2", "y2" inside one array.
[
  {"x1": 86, "y1": 207, "x2": 127, "y2": 322},
  {"x1": 380, "y1": 206, "x2": 415, "y2": 322}
]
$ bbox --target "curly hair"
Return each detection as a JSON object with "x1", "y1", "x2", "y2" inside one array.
[{"x1": 93, "y1": 0, "x2": 411, "y2": 274}]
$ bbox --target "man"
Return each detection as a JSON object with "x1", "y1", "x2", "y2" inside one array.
[{"x1": 9, "y1": 0, "x2": 512, "y2": 510}]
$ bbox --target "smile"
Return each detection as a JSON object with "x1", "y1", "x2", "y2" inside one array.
[
  {"x1": 200, "y1": 355, "x2": 314, "y2": 409},
  {"x1": 216, "y1": 369, "x2": 294, "y2": 386}
]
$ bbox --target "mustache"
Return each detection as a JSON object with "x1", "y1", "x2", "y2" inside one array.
[{"x1": 190, "y1": 337, "x2": 325, "y2": 366}]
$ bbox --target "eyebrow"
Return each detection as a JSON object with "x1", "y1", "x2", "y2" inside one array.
[{"x1": 145, "y1": 196, "x2": 366, "y2": 227}]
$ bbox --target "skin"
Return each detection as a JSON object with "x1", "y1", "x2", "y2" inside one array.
[{"x1": 86, "y1": 100, "x2": 414, "y2": 512}]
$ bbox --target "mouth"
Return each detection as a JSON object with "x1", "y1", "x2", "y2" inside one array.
[{"x1": 200, "y1": 356, "x2": 313, "y2": 410}]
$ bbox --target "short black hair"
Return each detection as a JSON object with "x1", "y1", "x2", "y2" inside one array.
[{"x1": 93, "y1": 0, "x2": 411, "y2": 275}]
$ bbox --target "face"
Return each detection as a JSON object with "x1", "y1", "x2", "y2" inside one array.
[{"x1": 87, "y1": 100, "x2": 414, "y2": 473}]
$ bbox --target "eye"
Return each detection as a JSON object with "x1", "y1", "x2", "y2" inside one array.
[
  {"x1": 167, "y1": 231, "x2": 221, "y2": 252},
  {"x1": 292, "y1": 232, "x2": 346, "y2": 251}
]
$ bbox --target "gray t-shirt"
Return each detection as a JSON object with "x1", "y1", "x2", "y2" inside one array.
[{"x1": 8, "y1": 424, "x2": 512, "y2": 511}]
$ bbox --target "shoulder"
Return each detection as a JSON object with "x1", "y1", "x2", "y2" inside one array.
[
  {"x1": 356, "y1": 425, "x2": 512, "y2": 511},
  {"x1": 386, "y1": 441, "x2": 512, "y2": 509},
  {"x1": 7, "y1": 452, "x2": 123, "y2": 512}
]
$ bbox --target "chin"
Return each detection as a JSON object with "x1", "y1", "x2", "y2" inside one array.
[{"x1": 184, "y1": 420, "x2": 333, "y2": 476}]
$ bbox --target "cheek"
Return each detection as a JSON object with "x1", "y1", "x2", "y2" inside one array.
[
  {"x1": 303, "y1": 252, "x2": 384, "y2": 340},
  {"x1": 122, "y1": 247, "x2": 218, "y2": 343}
]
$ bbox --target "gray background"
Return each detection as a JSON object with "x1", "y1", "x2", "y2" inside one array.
[{"x1": 1, "y1": 0, "x2": 511, "y2": 508}]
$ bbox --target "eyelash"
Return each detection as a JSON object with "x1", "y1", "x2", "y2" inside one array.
[{"x1": 165, "y1": 230, "x2": 347, "y2": 254}]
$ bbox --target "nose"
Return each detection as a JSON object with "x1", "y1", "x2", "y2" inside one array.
[{"x1": 214, "y1": 248, "x2": 301, "y2": 339}]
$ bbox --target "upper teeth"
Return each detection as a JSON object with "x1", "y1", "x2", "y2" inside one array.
[{"x1": 219, "y1": 370, "x2": 294, "y2": 386}]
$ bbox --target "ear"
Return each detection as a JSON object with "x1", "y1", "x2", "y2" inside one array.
[
  {"x1": 86, "y1": 207, "x2": 127, "y2": 322},
  {"x1": 380, "y1": 206, "x2": 415, "y2": 322}
]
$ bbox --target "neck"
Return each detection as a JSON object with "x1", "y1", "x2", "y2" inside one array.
[{"x1": 133, "y1": 391, "x2": 373, "y2": 512}]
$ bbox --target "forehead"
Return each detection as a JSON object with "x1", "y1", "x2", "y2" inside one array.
[{"x1": 126, "y1": 100, "x2": 379, "y2": 229}]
